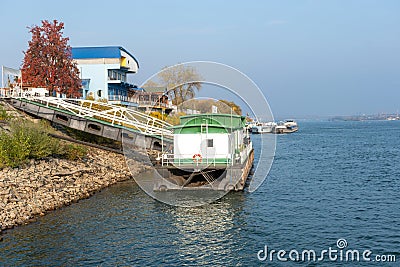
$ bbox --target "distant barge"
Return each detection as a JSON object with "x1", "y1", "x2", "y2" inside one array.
[{"x1": 154, "y1": 114, "x2": 254, "y2": 191}]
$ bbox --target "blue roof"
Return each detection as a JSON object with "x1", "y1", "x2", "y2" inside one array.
[{"x1": 71, "y1": 46, "x2": 139, "y2": 67}]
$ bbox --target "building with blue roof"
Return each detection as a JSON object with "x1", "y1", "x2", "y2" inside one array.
[{"x1": 72, "y1": 46, "x2": 140, "y2": 106}]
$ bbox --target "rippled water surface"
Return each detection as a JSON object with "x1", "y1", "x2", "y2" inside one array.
[{"x1": 1, "y1": 121, "x2": 399, "y2": 266}]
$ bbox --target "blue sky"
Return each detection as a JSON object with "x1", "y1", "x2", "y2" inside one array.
[{"x1": 1, "y1": 0, "x2": 399, "y2": 117}]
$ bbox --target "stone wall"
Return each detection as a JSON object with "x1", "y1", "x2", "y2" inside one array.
[{"x1": 0, "y1": 148, "x2": 150, "y2": 233}]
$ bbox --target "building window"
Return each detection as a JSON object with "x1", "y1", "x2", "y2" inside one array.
[
  {"x1": 81, "y1": 79, "x2": 90, "y2": 90},
  {"x1": 207, "y1": 139, "x2": 213, "y2": 148},
  {"x1": 108, "y1": 70, "x2": 116, "y2": 80}
]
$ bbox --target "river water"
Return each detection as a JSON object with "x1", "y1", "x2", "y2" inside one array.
[{"x1": 1, "y1": 121, "x2": 399, "y2": 266}]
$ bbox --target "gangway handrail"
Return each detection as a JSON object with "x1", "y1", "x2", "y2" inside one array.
[{"x1": 13, "y1": 96, "x2": 173, "y2": 138}]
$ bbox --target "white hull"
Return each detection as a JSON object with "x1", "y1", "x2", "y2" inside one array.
[
  {"x1": 251, "y1": 122, "x2": 276, "y2": 134},
  {"x1": 251, "y1": 120, "x2": 298, "y2": 134},
  {"x1": 274, "y1": 120, "x2": 298, "y2": 134},
  {"x1": 251, "y1": 125, "x2": 274, "y2": 134}
]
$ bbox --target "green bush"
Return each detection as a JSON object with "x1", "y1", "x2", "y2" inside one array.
[
  {"x1": 0, "y1": 120, "x2": 87, "y2": 168},
  {"x1": 0, "y1": 121, "x2": 59, "y2": 168},
  {"x1": 0, "y1": 105, "x2": 9, "y2": 121},
  {"x1": 60, "y1": 143, "x2": 87, "y2": 160}
]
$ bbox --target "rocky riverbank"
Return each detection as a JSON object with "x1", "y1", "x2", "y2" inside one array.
[{"x1": 0, "y1": 147, "x2": 150, "y2": 234}]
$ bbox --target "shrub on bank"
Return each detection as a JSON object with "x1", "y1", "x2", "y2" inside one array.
[
  {"x1": 60, "y1": 143, "x2": 87, "y2": 160},
  {"x1": 0, "y1": 105, "x2": 10, "y2": 121},
  {"x1": 0, "y1": 120, "x2": 87, "y2": 168}
]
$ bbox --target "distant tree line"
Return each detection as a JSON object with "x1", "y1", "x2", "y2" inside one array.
[{"x1": 181, "y1": 99, "x2": 242, "y2": 115}]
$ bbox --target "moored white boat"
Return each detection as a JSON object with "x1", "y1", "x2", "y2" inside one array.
[
  {"x1": 251, "y1": 122, "x2": 276, "y2": 134},
  {"x1": 273, "y1": 120, "x2": 298, "y2": 134}
]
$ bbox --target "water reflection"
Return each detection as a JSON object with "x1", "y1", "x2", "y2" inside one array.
[{"x1": 159, "y1": 193, "x2": 246, "y2": 265}]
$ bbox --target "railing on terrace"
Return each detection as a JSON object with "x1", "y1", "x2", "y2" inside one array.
[
  {"x1": 14, "y1": 96, "x2": 173, "y2": 138},
  {"x1": 1, "y1": 89, "x2": 46, "y2": 98},
  {"x1": 0, "y1": 88, "x2": 14, "y2": 98},
  {"x1": 138, "y1": 101, "x2": 172, "y2": 108},
  {"x1": 108, "y1": 95, "x2": 136, "y2": 103}
]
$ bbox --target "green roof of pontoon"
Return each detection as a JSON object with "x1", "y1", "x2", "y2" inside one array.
[{"x1": 171, "y1": 113, "x2": 246, "y2": 133}]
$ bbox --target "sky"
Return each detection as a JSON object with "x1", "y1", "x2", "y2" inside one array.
[{"x1": 1, "y1": 0, "x2": 399, "y2": 118}]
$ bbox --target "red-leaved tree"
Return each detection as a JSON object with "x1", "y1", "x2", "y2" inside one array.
[{"x1": 21, "y1": 20, "x2": 81, "y2": 97}]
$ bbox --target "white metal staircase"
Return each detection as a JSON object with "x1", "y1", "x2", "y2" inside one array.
[{"x1": 14, "y1": 96, "x2": 173, "y2": 138}]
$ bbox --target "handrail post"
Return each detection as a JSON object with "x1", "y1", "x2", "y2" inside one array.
[
  {"x1": 112, "y1": 109, "x2": 117, "y2": 125},
  {"x1": 79, "y1": 100, "x2": 84, "y2": 115}
]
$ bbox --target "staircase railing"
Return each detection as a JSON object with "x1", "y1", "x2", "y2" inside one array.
[{"x1": 16, "y1": 96, "x2": 173, "y2": 138}]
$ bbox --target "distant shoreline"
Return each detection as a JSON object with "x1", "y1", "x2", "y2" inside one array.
[{"x1": 273, "y1": 114, "x2": 400, "y2": 122}]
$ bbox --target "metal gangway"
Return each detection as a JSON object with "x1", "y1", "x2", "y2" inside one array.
[{"x1": 8, "y1": 95, "x2": 173, "y2": 139}]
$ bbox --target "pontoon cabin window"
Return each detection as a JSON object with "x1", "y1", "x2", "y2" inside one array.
[{"x1": 207, "y1": 139, "x2": 214, "y2": 148}]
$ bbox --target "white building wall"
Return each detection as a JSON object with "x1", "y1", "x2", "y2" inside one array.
[
  {"x1": 77, "y1": 63, "x2": 119, "y2": 100},
  {"x1": 174, "y1": 133, "x2": 229, "y2": 159}
]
